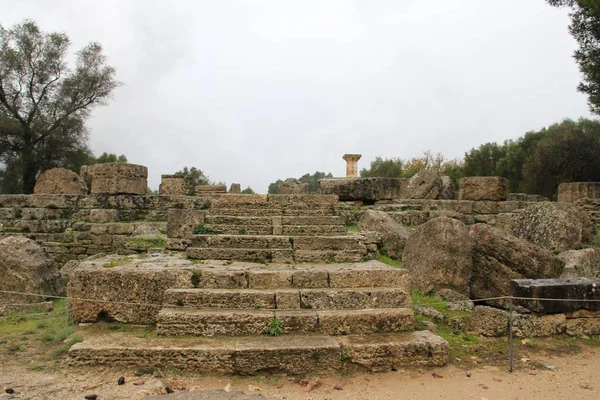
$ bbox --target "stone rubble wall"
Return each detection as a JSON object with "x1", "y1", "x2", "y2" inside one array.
[{"x1": 0, "y1": 194, "x2": 209, "y2": 265}]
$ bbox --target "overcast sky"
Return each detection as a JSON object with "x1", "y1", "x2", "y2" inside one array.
[{"x1": 1, "y1": 0, "x2": 593, "y2": 192}]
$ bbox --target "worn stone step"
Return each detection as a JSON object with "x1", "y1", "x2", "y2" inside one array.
[
  {"x1": 282, "y1": 216, "x2": 344, "y2": 226},
  {"x1": 69, "y1": 330, "x2": 448, "y2": 374},
  {"x1": 293, "y1": 236, "x2": 367, "y2": 251},
  {"x1": 163, "y1": 287, "x2": 411, "y2": 310},
  {"x1": 294, "y1": 250, "x2": 367, "y2": 263},
  {"x1": 189, "y1": 234, "x2": 292, "y2": 249},
  {"x1": 210, "y1": 207, "x2": 336, "y2": 216},
  {"x1": 156, "y1": 307, "x2": 414, "y2": 336},
  {"x1": 205, "y1": 216, "x2": 273, "y2": 226},
  {"x1": 205, "y1": 224, "x2": 273, "y2": 235},
  {"x1": 186, "y1": 248, "x2": 294, "y2": 263},
  {"x1": 282, "y1": 225, "x2": 348, "y2": 236}
]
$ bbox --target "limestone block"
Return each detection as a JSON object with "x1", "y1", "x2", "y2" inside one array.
[
  {"x1": 195, "y1": 185, "x2": 227, "y2": 195},
  {"x1": 558, "y1": 182, "x2": 600, "y2": 203},
  {"x1": 234, "y1": 336, "x2": 341, "y2": 375},
  {"x1": 404, "y1": 169, "x2": 442, "y2": 199},
  {"x1": 290, "y1": 270, "x2": 329, "y2": 288},
  {"x1": 159, "y1": 175, "x2": 189, "y2": 196},
  {"x1": 88, "y1": 209, "x2": 118, "y2": 224},
  {"x1": 319, "y1": 177, "x2": 408, "y2": 202},
  {"x1": 163, "y1": 289, "x2": 276, "y2": 309},
  {"x1": 511, "y1": 278, "x2": 600, "y2": 314},
  {"x1": 469, "y1": 306, "x2": 508, "y2": 337},
  {"x1": 459, "y1": 177, "x2": 509, "y2": 201},
  {"x1": 167, "y1": 209, "x2": 207, "y2": 239},
  {"x1": 276, "y1": 310, "x2": 319, "y2": 334},
  {"x1": 566, "y1": 317, "x2": 600, "y2": 335},
  {"x1": 89, "y1": 163, "x2": 148, "y2": 195},
  {"x1": 328, "y1": 268, "x2": 411, "y2": 290},
  {"x1": 277, "y1": 178, "x2": 309, "y2": 194},
  {"x1": 34, "y1": 168, "x2": 88, "y2": 195},
  {"x1": 338, "y1": 330, "x2": 449, "y2": 370},
  {"x1": 559, "y1": 248, "x2": 600, "y2": 279},
  {"x1": 512, "y1": 313, "x2": 566, "y2": 337},
  {"x1": 318, "y1": 308, "x2": 414, "y2": 335},
  {"x1": 299, "y1": 288, "x2": 409, "y2": 309},
  {"x1": 229, "y1": 183, "x2": 241, "y2": 194},
  {"x1": 275, "y1": 290, "x2": 301, "y2": 309}
]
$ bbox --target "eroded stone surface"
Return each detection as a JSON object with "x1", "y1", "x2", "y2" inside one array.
[
  {"x1": 34, "y1": 168, "x2": 87, "y2": 195},
  {"x1": 359, "y1": 209, "x2": 411, "y2": 259},
  {"x1": 89, "y1": 163, "x2": 148, "y2": 195},
  {"x1": 459, "y1": 177, "x2": 509, "y2": 201}
]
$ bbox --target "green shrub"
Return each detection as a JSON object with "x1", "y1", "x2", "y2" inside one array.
[{"x1": 266, "y1": 318, "x2": 284, "y2": 337}]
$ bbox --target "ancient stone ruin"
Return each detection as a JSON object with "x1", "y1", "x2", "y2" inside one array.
[{"x1": 0, "y1": 159, "x2": 599, "y2": 375}]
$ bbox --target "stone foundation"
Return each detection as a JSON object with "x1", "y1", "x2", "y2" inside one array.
[{"x1": 558, "y1": 182, "x2": 600, "y2": 203}]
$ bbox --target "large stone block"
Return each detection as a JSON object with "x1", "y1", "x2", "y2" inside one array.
[
  {"x1": 402, "y1": 217, "x2": 473, "y2": 296},
  {"x1": 34, "y1": 168, "x2": 88, "y2": 195},
  {"x1": 167, "y1": 209, "x2": 207, "y2": 239},
  {"x1": 0, "y1": 236, "x2": 62, "y2": 305},
  {"x1": 404, "y1": 169, "x2": 442, "y2": 199},
  {"x1": 195, "y1": 185, "x2": 227, "y2": 195},
  {"x1": 510, "y1": 202, "x2": 595, "y2": 253},
  {"x1": 319, "y1": 177, "x2": 407, "y2": 202},
  {"x1": 558, "y1": 182, "x2": 600, "y2": 203},
  {"x1": 159, "y1": 175, "x2": 189, "y2": 196},
  {"x1": 359, "y1": 209, "x2": 411, "y2": 259},
  {"x1": 559, "y1": 248, "x2": 600, "y2": 279},
  {"x1": 459, "y1": 177, "x2": 509, "y2": 201},
  {"x1": 511, "y1": 278, "x2": 600, "y2": 314},
  {"x1": 470, "y1": 224, "x2": 564, "y2": 306},
  {"x1": 277, "y1": 178, "x2": 309, "y2": 194},
  {"x1": 89, "y1": 163, "x2": 148, "y2": 195}
]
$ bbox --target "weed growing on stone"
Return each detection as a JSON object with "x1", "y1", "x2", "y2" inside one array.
[
  {"x1": 238, "y1": 227, "x2": 248, "y2": 235},
  {"x1": 346, "y1": 225, "x2": 359, "y2": 233},
  {"x1": 192, "y1": 224, "x2": 220, "y2": 235},
  {"x1": 377, "y1": 253, "x2": 403, "y2": 268},
  {"x1": 127, "y1": 235, "x2": 165, "y2": 248},
  {"x1": 266, "y1": 318, "x2": 284, "y2": 337},
  {"x1": 103, "y1": 257, "x2": 135, "y2": 268}
]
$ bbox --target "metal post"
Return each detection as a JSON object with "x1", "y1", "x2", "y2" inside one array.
[{"x1": 508, "y1": 297, "x2": 514, "y2": 373}]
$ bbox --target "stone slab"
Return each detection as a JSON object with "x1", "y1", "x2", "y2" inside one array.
[
  {"x1": 318, "y1": 308, "x2": 414, "y2": 335},
  {"x1": 511, "y1": 278, "x2": 600, "y2": 314}
]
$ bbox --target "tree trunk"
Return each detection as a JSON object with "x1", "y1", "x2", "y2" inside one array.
[{"x1": 21, "y1": 144, "x2": 38, "y2": 194}]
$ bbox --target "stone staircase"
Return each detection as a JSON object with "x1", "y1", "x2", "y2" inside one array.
[
  {"x1": 179, "y1": 194, "x2": 374, "y2": 263},
  {"x1": 69, "y1": 260, "x2": 450, "y2": 374},
  {"x1": 68, "y1": 195, "x2": 450, "y2": 375}
]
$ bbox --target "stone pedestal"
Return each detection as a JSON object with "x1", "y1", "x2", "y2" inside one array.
[
  {"x1": 89, "y1": 163, "x2": 148, "y2": 195},
  {"x1": 343, "y1": 154, "x2": 362, "y2": 178},
  {"x1": 159, "y1": 175, "x2": 188, "y2": 196},
  {"x1": 558, "y1": 182, "x2": 600, "y2": 203},
  {"x1": 34, "y1": 168, "x2": 88, "y2": 195},
  {"x1": 229, "y1": 183, "x2": 241, "y2": 194}
]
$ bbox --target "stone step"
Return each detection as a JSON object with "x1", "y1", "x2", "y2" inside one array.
[
  {"x1": 186, "y1": 248, "x2": 294, "y2": 263},
  {"x1": 204, "y1": 224, "x2": 273, "y2": 235},
  {"x1": 156, "y1": 307, "x2": 415, "y2": 336},
  {"x1": 205, "y1": 216, "x2": 272, "y2": 225},
  {"x1": 163, "y1": 287, "x2": 411, "y2": 310},
  {"x1": 189, "y1": 235, "x2": 293, "y2": 249},
  {"x1": 210, "y1": 207, "x2": 336, "y2": 216},
  {"x1": 188, "y1": 261, "x2": 411, "y2": 290},
  {"x1": 69, "y1": 330, "x2": 448, "y2": 374},
  {"x1": 282, "y1": 225, "x2": 348, "y2": 236}
]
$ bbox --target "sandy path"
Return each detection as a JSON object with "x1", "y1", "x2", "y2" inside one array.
[{"x1": 0, "y1": 348, "x2": 598, "y2": 400}]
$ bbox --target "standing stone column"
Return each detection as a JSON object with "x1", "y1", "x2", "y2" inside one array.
[{"x1": 343, "y1": 154, "x2": 362, "y2": 178}]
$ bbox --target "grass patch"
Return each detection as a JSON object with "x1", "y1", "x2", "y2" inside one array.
[
  {"x1": 377, "y1": 254, "x2": 403, "y2": 268},
  {"x1": 266, "y1": 318, "x2": 284, "y2": 337},
  {"x1": 127, "y1": 235, "x2": 165, "y2": 248},
  {"x1": 0, "y1": 299, "x2": 81, "y2": 363},
  {"x1": 103, "y1": 257, "x2": 135, "y2": 268},
  {"x1": 347, "y1": 225, "x2": 359, "y2": 233},
  {"x1": 593, "y1": 230, "x2": 600, "y2": 248},
  {"x1": 193, "y1": 224, "x2": 220, "y2": 235}
]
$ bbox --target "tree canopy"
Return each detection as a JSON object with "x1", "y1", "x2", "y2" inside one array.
[
  {"x1": 547, "y1": 1, "x2": 600, "y2": 114},
  {"x1": 0, "y1": 19, "x2": 120, "y2": 193}
]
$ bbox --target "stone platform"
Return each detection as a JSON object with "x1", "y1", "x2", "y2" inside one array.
[{"x1": 69, "y1": 330, "x2": 449, "y2": 374}]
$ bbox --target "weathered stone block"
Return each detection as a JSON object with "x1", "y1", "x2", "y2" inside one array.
[
  {"x1": 511, "y1": 278, "x2": 600, "y2": 314},
  {"x1": 159, "y1": 175, "x2": 189, "y2": 196},
  {"x1": 469, "y1": 306, "x2": 508, "y2": 337},
  {"x1": 234, "y1": 336, "x2": 341, "y2": 375},
  {"x1": 275, "y1": 290, "x2": 301, "y2": 309},
  {"x1": 34, "y1": 168, "x2": 88, "y2": 195},
  {"x1": 229, "y1": 183, "x2": 241, "y2": 194},
  {"x1": 164, "y1": 289, "x2": 276, "y2": 309},
  {"x1": 558, "y1": 182, "x2": 600, "y2": 203},
  {"x1": 319, "y1": 177, "x2": 407, "y2": 202},
  {"x1": 300, "y1": 288, "x2": 409, "y2": 309},
  {"x1": 338, "y1": 331, "x2": 449, "y2": 370},
  {"x1": 167, "y1": 209, "x2": 207, "y2": 239},
  {"x1": 404, "y1": 169, "x2": 442, "y2": 199},
  {"x1": 89, "y1": 163, "x2": 148, "y2": 195},
  {"x1": 566, "y1": 317, "x2": 600, "y2": 335},
  {"x1": 195, "y1": 185, "x2": 227, "y2": 195},
  {"x1": 459, "y1": 177, "x2": 509, "y2": 201},
  {"x1": 559, "y1": 248, "x2": 600, "y2": 279},
  {"x1": 318, "y1": 308, "x2": 414, "y2": 335},
  {"x1": 277, "y1": 178, "x2": 309, "y2": 194}
]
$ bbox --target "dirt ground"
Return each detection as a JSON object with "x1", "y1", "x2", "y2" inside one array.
[{"x1": 0, "y1": 346, "x2": 598, "y2": 400}]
